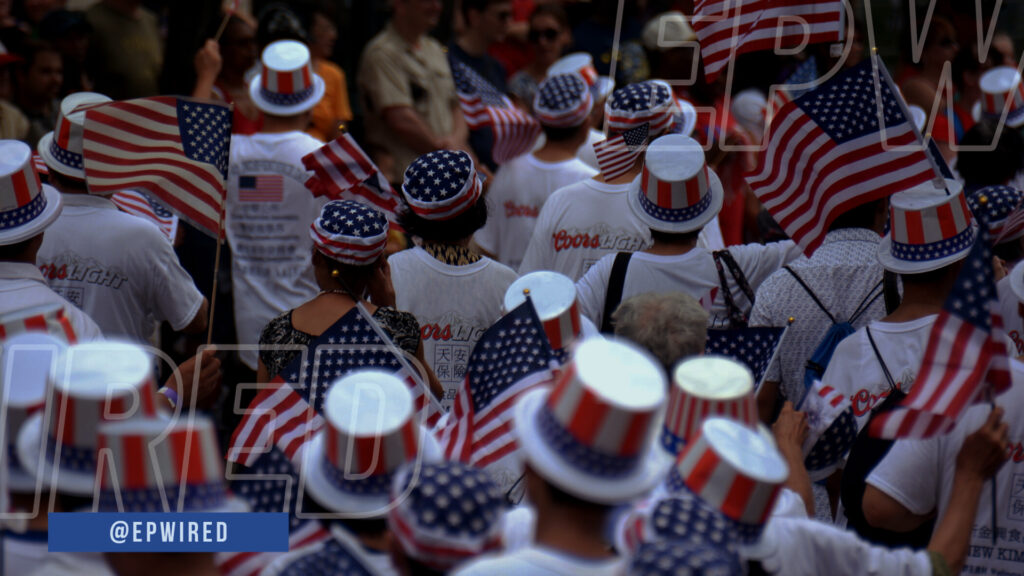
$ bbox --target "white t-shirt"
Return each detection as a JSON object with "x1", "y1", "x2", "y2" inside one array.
[
  {"x1": 389, "y1": 247, "x2": 518, "y2": 408},
  {"x1": 475, "y1": 154, "x2": 597, "y2": 270},
  {"x1": 999, "y1": 276, "x2": 1024, "y2": 356},
  {"x1": 821, "y1": 315, "x2": 938, "y2": 431},
  {"x1": 227, "y1": 131, "x2": 328, "y2": 369},
  {"x1": 575, "y1": 242, "x2": 802, "y2": 328},
  {"x1": 3, "y1": 530, "x2": 48, "y2": 576},
  {"x1": 35, "y1": 194, "x2": 202, "y2": 343},
  {"x1": 25, "y1": 551, "x2": 114, "y2": 576},
  {"x1": 868, "y1": 359, "x2": 1024, "y2": 576},
  {"x1": 454, "y1": 546, "x2": 625, "y2": 576},
  {"x1": 0, "y1": 262, "x2": 102, "y2": 341}
]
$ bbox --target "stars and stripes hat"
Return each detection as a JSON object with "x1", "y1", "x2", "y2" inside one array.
[
  {"x1": 605, "y1": 80, "x2": 676, "y2": 137},
  {"x1": 661, "y1": 357, "x2": 757, "y2": 458},
  {"x1": 37, "y1": 92, "x2": 112, "y2": 180},
  {"x1": 513, "y1": 337, "x2": 671, "y2": 504},
  {"x1": 628, "y1": 134, "x2": 724, "y2": 234},
  {"x1": 630, "y1": 540, "x2": 742, "y2": 576},
  {"x1": 877, "y1": 180, "x2": 976, "y2": 274},
  {"x1": 16, "y1": 341, "x2": 162, "y2": 495},
  {"x1": 303, "y1": 370, "x2": 441, "y2": 517},
  {"x1": 250, "y1": 40, "x2": 326, "y2": 116},
  {"x1": 401, "y1": 150, "x2": 483, "y2": 221},
  {"x1": 666, "y1": 417, "x2": 789, "y2": 544},
  {"x1": 0, "y1": 140, "x2": 62, "y2": 245},
  {"x1": 533, "y1": 73, "x2": 593, "y2": 128},
  {"x1": 309, "y1": 200, "x2": 389, "y2": 265},
  {"x1": 616, "y1": 495, "x2": 740, "y2": 557},
  {"x1": 800, "y1": 380, "x2": 857, "y2": 482},
  {"x1": 97, "y1": 415, "x2": 247, "y2": 513},
  {"x1": 548, "y1": 52, "x2": 614, "y2": 103},
  {"x1": 504, "y1": 271, "x2": 592, "y2": 363},
  {"x1": 972, "y1": 66, "x2": 1024, "y2": 128},
  {"x1": 0, "y1": 303, "x2": 77, "y2": 344},
  {"x1": 967, "y1": 185, "x2": 1024, "y2": 244},
  {"x1": 3, "y1": 333, "x2": 63, "y2": 493},
  {"x1": 388, "y1": 461, "x2": 506, "y2": 571}
]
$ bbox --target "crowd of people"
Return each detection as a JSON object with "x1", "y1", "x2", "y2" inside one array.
[{"x1": 2, "y1": 0, "x2": 1024, "y2": 575}]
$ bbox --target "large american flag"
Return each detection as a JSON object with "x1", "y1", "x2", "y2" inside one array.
[
  {"x1": 452, "y1": 60, "x2": 541, "y2": 164},
  {"x1": 81, "y1": 97, "x2": 231, "y2": 237},
  {"x1": 870, "y1": 208, "x2": 1011, "y2": 439},
  {"x1": 593, "y1": 123, "x2": 650, "y2": 182},
  {"x1": 747, "y1": 57, "x2": 941, "y2": 255},
  {"x1": 302, "y1": 133, "x2": 400, "y2": 222},
  {"x1": 705, "y1": 325, "x2": 787, "y2": 387},
  {"x1": 111, "y1": 190, "x2": 179, "y2": 243},
  {"x1": 693, "y1": 0, "x2": 843, "y2": 83},
  {"x1": 767, "y1": 56, "x2": 818, "y2": 125},
  {"x1": 435, "y1": 300, "x2": 555, "y2": 468}
]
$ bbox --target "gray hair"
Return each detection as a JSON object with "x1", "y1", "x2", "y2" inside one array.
[{"x1": 612, "y1": 292, "x2": 708, "y2": 374}]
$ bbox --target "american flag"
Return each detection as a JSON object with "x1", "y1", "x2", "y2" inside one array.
[
  {"x1": 228, "y1": 304, "x2": 441, "y2": 468},
  {"x1": 747, "y1": 57, "x2": 941, "y2": 255},
  {"x1": 767, "y1": 56, "x2": 818, "y2": 125},
  {"x1": 870, "y1": 208, "x2": 1012, "y2": 439},
  {"x1": 302, "y1": 133, "x2": 400, "y2": 221},
  {"x1": 451, "y1": 60, "x2": 541, "y2": 164},
  {"x1": 238, "y1": 174, "x2": 284, "y2": 203},
  {"x1": 693, "y1": 0, "x2": 843, "y2": 83},
  {"x1": 81, "y1": 97, "x2": 231, "y2": 237},
  {"x1": 31, "y1": 152, "x2": 48, "y2": 178},
  {"x1": 593, "y1": 123, "x2": 650, "y2": 182},
  {"x1": 111, "y1": 190, "x2": 179, "y2": 242},
  {"x1": 704, "y1": 325, "x2": 787, "y2": 387},
  {"x1": 435, "y1": 300, "x2": 555, "y2": 468}
]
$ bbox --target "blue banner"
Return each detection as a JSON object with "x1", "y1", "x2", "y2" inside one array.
[{"x1": 48, "y1": 513, "x2": 290, "y2": 552}]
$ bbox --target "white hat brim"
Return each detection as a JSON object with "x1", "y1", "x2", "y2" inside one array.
[
  {"x1": 16, "y1": 413, "x2": 97, "y2": 496},
  {"x1": 627, "y1": 169, "x2": 725, "y2": 234},
  {"x1": 514, "y1": 387, "x2": 670, "y2": 505},
  {"x1": 37, "y1": 132, "x2": 85, "y2": 180},
  {"x1": 249, "y1": 73, "x2": 326, "y2": 117},
  {"x1": 876, "y1": 228, "x2": 974, "y2": 274},
  {"x1": 302, "y1": 425, "x2": 441, "y2": 518},
  {"x1": 0, "y1": 184, "x2": 62, "y2": 246},
  {"x1": 971, "y1": 100, "x2": 1024, "y2": 128}
]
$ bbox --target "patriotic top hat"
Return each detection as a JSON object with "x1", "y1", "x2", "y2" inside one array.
[
  {"x1": 616, "y1": 496, "x2": 739, "y2": 557},
  {"x1": 800, "y1": 380, "x2": 857, "y2": 482},
  {"x1": 513, "y1": 337, "x2": 670, "y2": 504},
  {"x1": 401, "y1": 150, "x2": 482, "y2": 221},
  {"x1": 667, "y1": 417, "x2": 789, "y2": 543},
  {"x1": 249, "y1": 40, "x2": 326, "y2": 116},
  {"x1": 630, "y1": 540, "x2": 741, "y2": 576},
  {"x1": 628, "y1": 134, "x2": 724, "y2": 234},
  {"x1": 504, "y1": 271, "x2": 591, "y2": 359},
  {"x1": 96, "y1": 415, "x2": 246, "y2": 513},
  {"x1": 661, "y1": 357, "x2": 757, "y2": 458},
  {"x1": 548, "y1": 52, "x2": 614, "y2": 102},
  {"x1": 877, "y1": 180, "x2": 976, "y2": 274},
  {"x1": 309, "y1": 200, "x2": 389, "y2": 265},
  {"x1": 37, "y1": 92, "x2": 112, "y2": 180},
  {"x1": 606, "y1": 80, "x2": 676, "y2": 136},
  {"x1": 0, "y1": 303, "x2": 78, "y2": 344},
  {"x1": 388, "y1": 461, "x2": 505, "y2": 571},
  {"x1": 967, "y1": 185, "x2": 1024, "y2": 244},
  {"x1": 16, "y1": 341, "x2": 161, "y2": 495},
  {"x1": 303, "y1": 370, "x2": 441, "y2": 518},
  {"x1": 972, "y1": 66, "x2": 1024, "y2": 128},
  {"x1": 3, "y1": 333, "x2": 63, "y2": 492},
  {"x1": 0, "y1": 140, "x2": 62, "y2": 245},
  {"x1": 533, "y1": 73, "x2": 593, "y2": 129}
]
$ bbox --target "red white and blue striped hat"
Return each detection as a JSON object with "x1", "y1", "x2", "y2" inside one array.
[
  {"x1": 967, "y1": 185, "x2": 1024, "y2": 244},
  {"x1": 249, "y1": 40, "x2": 326, "y2": 116},
  {"x1": 401, "y1": 150, "x2": 482, "y2": 221},
  {"x1": 37, "y1": 92, "x2": 112, "y2": 180},
  {"x1": 16, "y1": 341, "x2": 161, "y2": 496},
  {"x1": 628, "y1": 134, "x2": 724, "y2": 234},
  {"x1": 388, "y1": 461, "x2": 505, "y2": 571},
  {"x1": 661, "y1": 357, "x2": 757, "y2": 458},
  {"x1": 972, "y1": 66, "x2": 1024, "y2": 128},
  {"x1": 877, "y1": 180, "x2": 976, "y2": 274},
  {"x1": 630, "y1": 540, "x2": 742, "y2": 576},
  {"x1": 606, "y1": 80, "x2": 676, "y2": 136},
  {"x1": 666, "y1": 418, "x2": 788, "y2": 544},
  {"x1": 504, "y1": 271, "x2": 587, "y2": 360},
  {"x1": 97, "y1": 415, "x2": 247, "y2": 513},
  {"x1": 309, "y1": 200, "x2": 389, "y2": 265},
  {"x1": 616, "y1": 495, "x2": 740, "y2": 557},
  {"x1": 548, "y1": 52, "x2": 614, "y2": 102},
  {"x1": 304, "y1": 370, "x2": 441, "y2": 517},
  {"x1": 0, "y1": 303, "x2": 78, "y2": 344},
  {"x1": 0, "y1": 140, "x2": 62, "y2": 245},
  {"x1": 513, "y1": 337, "x2": 670, "y2": 504},
  {"x1": 533, "y1": 73, "x2": 593, "y2": 128}
]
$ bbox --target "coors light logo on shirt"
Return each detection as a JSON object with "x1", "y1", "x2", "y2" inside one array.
[{"x1": 551, "y1": 224, "x2": 647, "y2": 253}]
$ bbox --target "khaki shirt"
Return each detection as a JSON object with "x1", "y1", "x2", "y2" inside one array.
[{"x1": 358, "y1": 23, "x2": 455, "y2": 183}]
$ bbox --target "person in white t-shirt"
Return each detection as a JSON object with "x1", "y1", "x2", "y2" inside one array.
[
  {"x1": 390, "y1": 150, "x2": 517, "y2": 409},
  {"x1": 575, "y1": 134, "x2": 801, "y2": 331},
  {"x1": 225, "y1": 40, "x2": 328, "y2": 371},
  {"x1": 474, "y1": 73, "x2": 597, "y2": 269},
  {"x1": 35, "y1": 92, "x2": 207, "y2": 344},
  {"x1": 970, "y1": 186, "x2": 1024, "y2": 354}
]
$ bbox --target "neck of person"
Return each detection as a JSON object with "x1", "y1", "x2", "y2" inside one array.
[
  {"x1": 883, "y1": 282, "x2": 946, "y2": 323},
  {"x1": 50, "y1": 175, "x2": 89, "y2": 195},
  {"x1": 261, "y1": 112, "x2": 308, "y2": 134},
  {"x1": 392, "y1": 17, "x2": 424, "y2": 48},
  {"x1": 644, "y1": 231, "x2": 698, "y2": 255},
  {"x1": 532, "y1": 501, "x2": 614, "y2": 560},
  {"x1": 456, "y1": 31, "x2": 490, "y2": 58},
  {"x1": 534, "y1": 132, "x2": 587, "y2": 162}
]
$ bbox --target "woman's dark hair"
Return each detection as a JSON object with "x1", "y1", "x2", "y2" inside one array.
[
  {"x1": 398, "y1": 198, "x2": 488, "y2": 243},
  {"x1": 957, "y1": 119, "x2": 1024, "y2": 188},
  {"x1": 529, "y1": 3, "x2": 568, "y2": 29},
  {"x1": 256, "y1": 3, "x2": 307, "y2": 48},
  {"x1": 299, "y1": 489, "x2": 389, "y2": 536},
  {"x1": 312, "y1": 249, "x2": 380, "y2": 292},
  {"x1": 403, "y1": 556, "x2": 447, "y2": 576},
  {"x1": 542, "y1": 123, "x2": 585, "y2": 142}
]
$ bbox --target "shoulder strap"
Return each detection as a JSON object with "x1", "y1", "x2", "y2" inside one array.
[
  {"x1": 601, "y1": 252, "x2": 633, "y2": 334},
  {"x1": 783, "y1": 266, "x2": 836, "y2": 323},
  {"x1": 865, "y1": 326, "x2": 897, "y2": 390},
  {"x1": 713, "y1": 250, "x2": 755, "y2": 327},
  {"x1": 849, "y1": 280, "x2": 885, "y2": 324},
  {"x1": 883, "y1": 271, "x2": 901, "y2": 315}
]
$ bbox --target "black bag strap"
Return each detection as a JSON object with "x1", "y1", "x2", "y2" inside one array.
[
  {"x1": 849, "y1": 281, "x2": 885, "y2": 324},
  {"x1": 783, "y1": 266, "x2": 836, "y2": 323},
  {"x1": 601, "y1": 252, "x2": 633, "y2": 334},
  {"x1": 784, "y1": 266, "x2": 883, "y2": 326},
  {"x1": 883, "y1": 270, "x2": 901, "y2": 315},
  {"x1": 865, "y1": 325, "x2": 897, "y2": 390},
  {"x1": 713, "y1": 250, "x2": 755, "y2": 328}
]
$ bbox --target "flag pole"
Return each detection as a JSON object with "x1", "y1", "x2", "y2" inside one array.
[
  {"x1": 212, "y1": 1, "x2": 238, "y2": 43},
  {"x1": 206, "y1": 205, "x2": 226, "y2": 346}
]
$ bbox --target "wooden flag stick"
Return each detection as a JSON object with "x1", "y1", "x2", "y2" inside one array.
[
  {"x1": 206, "y1": 201, "x2": 227, "y2": 346},
  {"x1": 212, "y1": 1, "x2": 238, "y2": 43}
]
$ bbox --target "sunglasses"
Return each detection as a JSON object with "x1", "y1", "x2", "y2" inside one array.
[{"x1": 529, "y1": 28, "x2": 560, "y2": 43}]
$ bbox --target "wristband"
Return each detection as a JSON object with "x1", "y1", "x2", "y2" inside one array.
[{"x1": 159, "y1": 386, "x2": 179, "y2": 408}]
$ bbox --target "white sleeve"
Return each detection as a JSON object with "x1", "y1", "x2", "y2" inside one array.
[
  {"x1": 866, "y1": 436, "x2": 942, "y2": 516},
  {"x1": 574, "y1": 255, "x2": 614, "y2": 329},
  {"x1": 147, "y1": 232, "x2": 205, "y2": 331},
  {"x1": 731, "y1": 240, "x2": 804, "y2": 290}
]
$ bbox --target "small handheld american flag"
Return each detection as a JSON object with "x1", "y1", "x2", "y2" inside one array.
[
  {"x1": 302, "y1": 133, "x2": 400, "y2": 221},
  {"x1": 704, "y1": 325, "x2": 788, "y2": 388},
  {"x1": 452, "y1": 60, "x2": 541, "y2": 164},
  {"x1": 593, "y1": 123, "x2": 650, "y2": 182},
  {"x1": 111, "y1": 190, "x2": 179, "y2": 242}
]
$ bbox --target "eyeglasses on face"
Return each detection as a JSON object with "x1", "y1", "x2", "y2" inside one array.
[{"x1": 529, "y1": 27, "x2": 560, "y2": 43}]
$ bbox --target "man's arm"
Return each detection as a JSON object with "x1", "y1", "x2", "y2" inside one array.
[{"x1": 382, "y1": 106, "x2": 445, "y2": 155}]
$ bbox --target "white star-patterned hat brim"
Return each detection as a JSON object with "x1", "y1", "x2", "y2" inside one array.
[
  {"x1": 0, "y1": 184, "x2": 62, "y2": 246},
  {"x1": 249, "y1": 73, "x2": 326, "y2": 117},
  {"x1": 514, "y1": 387, "x2": 671, "y2": 505},
  {"x1": 971, "y1": 99, "x2": 1024, "y2": 128},
  {"x1": 627, "y1": 168, "x2": 725, "y2": 234},
  {"x1": 876, "y1": 226, "x2": 976, "y2": 275},
  {"x1": 301, "y1": 426, "x2": 442, "y2": 518},
  {"x1": 1010, "y1": 260, "x2": 1024, "y2": 303}
]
